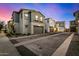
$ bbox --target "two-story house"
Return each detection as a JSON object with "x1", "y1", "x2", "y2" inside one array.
[
  {"x1": 56, "y1": 21, "x2": 65, "y2": 32},
  {"x1": 12, "y1": 9, "x2": 45, "y2": 34},
  {"x1": 45, "y1": 18, "x2": 56, "y2": 32},
  {"x1": 70, "y1": 20, "x2": 77, "y2": 32}
]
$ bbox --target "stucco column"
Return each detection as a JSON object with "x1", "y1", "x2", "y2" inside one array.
[
  {"x1": 77, "y1": 20, "x2": 79, "y2": 34},
  {"x1": 28, "y1": 22, "x2": 33, "y2": 35},
  {"x1": 78, "y1": 24, "x2": 79, "y2": 34},
  {"x1": 31, "y1": 25, "x2": 34, "y2": 34},
  {"x1": 43, "y1": 25, "x2": 45, "y2": 33},
  {"x1": 30, "y1": 22, "x2": 33, "y2": 34}
]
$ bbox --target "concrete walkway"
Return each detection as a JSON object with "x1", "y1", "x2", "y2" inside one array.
[
  {"x1": 0, "y1": 32, "x2": 20, "y2": 56},
  {"x1": 66, "y1": 33, "x2": 79, "y2": 56},
  {"x1": 52, "y1": 33, "x2": 74, "y2": 56}
]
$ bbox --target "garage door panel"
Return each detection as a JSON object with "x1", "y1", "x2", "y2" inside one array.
[{"x1": 34, "y1": 26, "x2": 43, "y2": 34}]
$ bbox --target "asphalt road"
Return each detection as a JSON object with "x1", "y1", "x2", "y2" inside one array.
[{"x1": 15, "y1": 32, "x2": 71, "y2": 56}]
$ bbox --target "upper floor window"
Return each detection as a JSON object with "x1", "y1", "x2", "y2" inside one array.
[
  {"x1": 24, "y1": 14, "x2": 29, "y2": 20},
  {"x1": 57, "y1": 24, "x2": 59, "y2": 27},
  {"x1": 59, "y1": 23, "x2": 64, "y2": 27},
  {"x1": 71, "y1": 21, "x2": 75, "y2": 25},
  {"x1": 35, "y1": 15, "x2": 38, "y2": 20},
  {"x1": 24, "y1": 14, "x2": 28, "y2": 17}
]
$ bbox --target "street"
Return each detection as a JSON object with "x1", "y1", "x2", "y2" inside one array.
[{"x1": 10, "y1": 32, "x2": 72, "y2": 56}]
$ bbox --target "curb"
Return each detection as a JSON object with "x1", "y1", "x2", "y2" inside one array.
[{"x1": 52, "y1": 33, "x2": 74, "y2": 56}]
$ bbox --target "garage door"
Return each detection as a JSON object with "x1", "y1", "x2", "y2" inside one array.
[{"x1": 34, "y1": 26, "x2": 43, "y2": 34}]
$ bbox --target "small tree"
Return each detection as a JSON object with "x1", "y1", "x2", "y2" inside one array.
[
  {"x1": 8, "y1": 20, "x2": 15, "y2": 35},
  {"x1": 0, "y1": 21, "x2": 4, "y2": 32}
]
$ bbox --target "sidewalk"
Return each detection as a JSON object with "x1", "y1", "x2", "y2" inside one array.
[
  {"x1": 66, "y1": 33, "x2": 79, "y2": 56},
  {"x1": 0, "y1": 32, "x2": 20, "y2": 56},
  {"x1": 52, "y1": 33, "x2": 74, "y2": 56}
]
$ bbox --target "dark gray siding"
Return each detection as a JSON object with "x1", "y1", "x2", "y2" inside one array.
[{"x1": 13, "y1": 12, "x2": 19, "y2": 23}]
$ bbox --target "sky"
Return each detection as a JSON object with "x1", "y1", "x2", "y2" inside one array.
[{"x1": 0, "y1": 3, "x2": 79, "y2": 28}]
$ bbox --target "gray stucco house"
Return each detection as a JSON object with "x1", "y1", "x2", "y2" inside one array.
[{"x1": 12, "y1": 9, "x2": 45, "y2": 34}]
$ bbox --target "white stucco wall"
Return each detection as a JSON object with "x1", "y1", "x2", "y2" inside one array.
[
  {"x1": 45, "y1": 18, "x2": 56, "y2": 32},
  {"x1": 20, "y1": 10, "x2": 30, "y2": 34},
  {"x1": 14, "y1": 23, "x2": 20, "y2": 33},
  {"x1": 58, "y1": 27, "x2": 65, "y2": 32},
  {"x1": 49, "y1": 19, "x2": 55, "y2": 27},
  {"x1": 45, "y1": 20, "x2": 50, "y2": 32}
]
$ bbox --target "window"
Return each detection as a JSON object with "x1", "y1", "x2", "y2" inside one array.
[
  {"x1": 49, "y1": 20, "x2": 53, "y2": 26},
  {"x1": 24, "y1": 14, "x2": 28, "y2": 17},
  {"x1": 25, "y1": 25, "x2": 28, "y2": 27},
  {"x1": 57, "y1": 24, "x2": 59, "y2": 27},
  {"x1": 35, "y1": 15, "x2": 38, "y2": 20},
  {"x1": 24, "y1": 14, "x2": 28, "y2": 20},
  {"x1": 59, "y1": 23, "x2": 64, "y2": 27},
  {"x1": 71, "y1": 21, "x2": 75, "y2": 25},
  {"x1": 40, "y1": 17, "x2": 43, "y2": 21}
]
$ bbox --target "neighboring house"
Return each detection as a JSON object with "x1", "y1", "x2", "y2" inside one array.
[
  {"x1": 45, "y1": 18, "x2": 56, "y2": 32},
  {"x1": 73, "y1": 10, "x2": 79, "y2": 20},
  {"x1": 56, "y1": 21, "x2": 65, "y2": 32},
  {"x1": 4, "y1": 24, "x2": 8, "y2": 33},
  {"x1": 7, "y1": 20, "x2": 15, "y2": 34},
  {"x1": 12, "y1": 9, "x2": 45, "y2": 34},
  {"x1": 0, "y1": 21, "x2": 5, "y2": 32},
  {"x1": 73, "y1": 10, "x2": 79, "y2": 33},
  {"x1": 70, "y1": 20, "x2": 77, "y2": 32}
]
